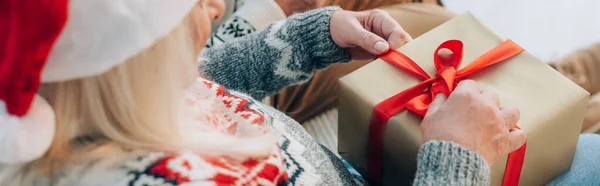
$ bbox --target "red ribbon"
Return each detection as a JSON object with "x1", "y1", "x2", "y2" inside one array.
[{"x1": 367, "y1": 39, "x2": 527, "y2": 186}]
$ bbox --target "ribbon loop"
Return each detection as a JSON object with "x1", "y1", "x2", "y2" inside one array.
[
  {"x1": 368, "y1": 39, "x2": 526, "y2": 186},
  {"x1": 434, "y1": 40, "x2": 464, "y2": 71}
]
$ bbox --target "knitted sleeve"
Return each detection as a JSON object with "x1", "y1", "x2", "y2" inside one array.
[
  {"x1": 413, "y1": 141, "x2": 491, "y2": 186},
  {"x1": 199, "y1": 7, "x2": 352, "y2": 100}
]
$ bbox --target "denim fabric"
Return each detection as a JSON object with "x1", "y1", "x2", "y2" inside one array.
[
  {"x1": 341, "y1": 158, "x2": 367, "y2": 185},
  {"x1": 547, "y1": 133, "x2": 600, "y2": 185}
]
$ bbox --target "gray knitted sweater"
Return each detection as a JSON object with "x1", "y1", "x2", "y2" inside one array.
[
  {"x1": 200, "y1": 6, "x2": 491, "y2": 186},
  {"x1": 0, "y1": 6, "x2": 490, "y2": 186}
]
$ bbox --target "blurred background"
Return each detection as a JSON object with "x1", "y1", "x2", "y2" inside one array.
[{"x1": 443, "y1": 0, "x2": 600, "y2": 62}]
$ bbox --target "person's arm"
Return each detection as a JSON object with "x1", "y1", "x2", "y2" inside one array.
[
  {"x1": 199, "y1": 7, "x2": 351, "y2": 100},
  {"x1": 413, "y1": 141, "x2": 490, "y2": 185}
]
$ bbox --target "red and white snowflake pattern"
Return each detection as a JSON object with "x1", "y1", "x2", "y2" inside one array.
[{"x1": 126, "y1": 78, "x2": 288, "y2": 186}]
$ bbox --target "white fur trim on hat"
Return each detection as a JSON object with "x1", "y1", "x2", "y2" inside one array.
[
  {"x1": 0, "y1": 95, "x2": 55, "y2": 164},
  {"x1": 42, "y1": 0, "x2": 198, "y2": 82}
]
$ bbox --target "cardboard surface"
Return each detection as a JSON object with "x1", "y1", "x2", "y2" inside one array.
[{"x1": 338, "y1": 13, "x2": 589, "y2": 185}]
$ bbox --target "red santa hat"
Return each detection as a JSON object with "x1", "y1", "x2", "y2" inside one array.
[{"x1": 0, "y1": 0, "x2": 198, "y2": 164}]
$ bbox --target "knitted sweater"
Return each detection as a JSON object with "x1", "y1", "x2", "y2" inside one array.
[
  {"x1": 207, "y1": 0, "x2": 286, "y2": 49},
  {"x1": 0, "y1": 78, "x2": 487, "y2": 186},
  {"x1": 200, "y1": 6, "x2": 491, "y2": 185},
  {"x1": 0, "y1": 7, "x2": 490, "y2": 186}
]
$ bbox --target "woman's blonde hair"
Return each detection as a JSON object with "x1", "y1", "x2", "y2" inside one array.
[{"x1": 23, "y1": 5, "x2": 275, "y2": 175}]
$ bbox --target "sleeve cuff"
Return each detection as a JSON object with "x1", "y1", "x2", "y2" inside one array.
[
  {"x1": 414, "y1": 140, "x2": 491, "y2": 185},
  {"x1": 290, "y1": 6, "x2": 352, "y2": 68}
]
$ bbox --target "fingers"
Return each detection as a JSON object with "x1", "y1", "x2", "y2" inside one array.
[
  {"x1": 437, "y1": 48, "x2": 454, "y2": 64},
  {"x1": 426, "y1": 94, "x2": 447, "y2": 116},
  {"x1": 376, "y1": 11, "x2": 411, "y2": 48},
  {"x1": 481, "y1": 88, "x2": 500, "y2": 108},
  {"x1": 501, "y1": 107, "x2": 520, "y2": 129},
  {"x1": 453, "y1": 80, "x2": 481, "y2": 97},
  {"x1": 387, "y1": 29, "x2": 411, "y2": 49},
  {"x1": 337, "y1": 9, "x2": 410, "y2": 57},
  {"x1": 367, "y1": 9, "x2": 411, "y2": 50},
  {"x1": 502, "y1": 106, "x2": 523, "y2": 153},
  {"x1": 506, "y1": 129, "x2": 527, "y2": 153},
  {"x1": 356, "y1": 30, "x2": 389, "y2": 54}
]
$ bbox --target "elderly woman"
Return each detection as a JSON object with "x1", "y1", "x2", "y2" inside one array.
[{"x1": 0, "y1": 0, "x2": 598, "y2": 185}]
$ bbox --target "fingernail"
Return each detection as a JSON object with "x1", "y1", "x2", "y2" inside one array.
[
  {"x1": 374, "y1": 41, "x2": 389, "y2": 53},
  {"x1": 435, "y1": 94, "x2": 446, "y2": 99}
]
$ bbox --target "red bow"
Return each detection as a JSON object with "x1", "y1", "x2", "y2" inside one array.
[{"x1": 367, "y1": 39, "x2": 527, "y2": 186}]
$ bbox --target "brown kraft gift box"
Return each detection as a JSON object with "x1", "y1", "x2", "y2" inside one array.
[{"x1": 338, "y1": 13, "x2": 589, "y2": 185}]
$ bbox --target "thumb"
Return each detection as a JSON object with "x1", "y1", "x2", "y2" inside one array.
[
  {"x1": 437, "y1": 48, "x2": 454, "y2": 63},
  {"x1": 356, "y1": 30, "x2": 389, "y2": 55},
  {"x1": 426, "y1": 94, "x2": 447, "y2": 116},
  {"x1": 506, "y1": 128, "x2": 527, "y2": 153}
]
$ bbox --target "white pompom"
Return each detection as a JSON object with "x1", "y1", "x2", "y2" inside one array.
[{"x1": 0, "y1": 95, "x2": 55, "y2": 164}]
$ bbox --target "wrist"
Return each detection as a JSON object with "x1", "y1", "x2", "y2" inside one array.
[
  {"x1": 286, "y1": 7, "x2": 350, "y2": 67},
  {"x1": 422, "y1": 136, "x2": 494, "y2": 165},
  {"x1": 415, "y1": 140, "x2": 491, "y2": 185}
]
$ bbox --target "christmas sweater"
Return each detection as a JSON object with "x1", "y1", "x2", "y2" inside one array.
[
  {"x1": 120, "y1": 78, "x2": 364, "y2": 186},
  {"x1": 199, "y1": 6, "x2": 491, "y2": 186},
  {"x1": 0, "y1": 7, "x2": 490, "y2": 186},
  {"x1": 0, "y1": 77, "x2": 363, "y2": 185},
  {"x1": 0, "y1": 77, "x2": 489, "y2": 186},
  {"x1": 207, "y1": 0, "x2": 286, "y2": 49}
]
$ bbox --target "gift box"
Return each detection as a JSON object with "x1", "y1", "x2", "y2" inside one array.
[{"x1": 338, "y1": 13, "x2": 589, "y2": 186}]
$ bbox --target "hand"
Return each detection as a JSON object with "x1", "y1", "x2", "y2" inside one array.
[
  {"x1": 420, "y1": 50, "x2": 526, "y2": 166},
  {"x1": 274, "y1": 0, "x2": 323, "y2": 17},
  {"x1": 330, "y1": 9, "x2": 412, "y2": 60}
]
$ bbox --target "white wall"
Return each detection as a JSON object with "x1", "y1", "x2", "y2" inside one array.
[{"x1": 443, "y1": 0, "x2": 600, "y2": 62}]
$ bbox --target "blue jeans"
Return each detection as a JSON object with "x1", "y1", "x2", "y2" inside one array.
[{"x1": 547, "y1": 133, "x2": 600, "y2": 185}]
